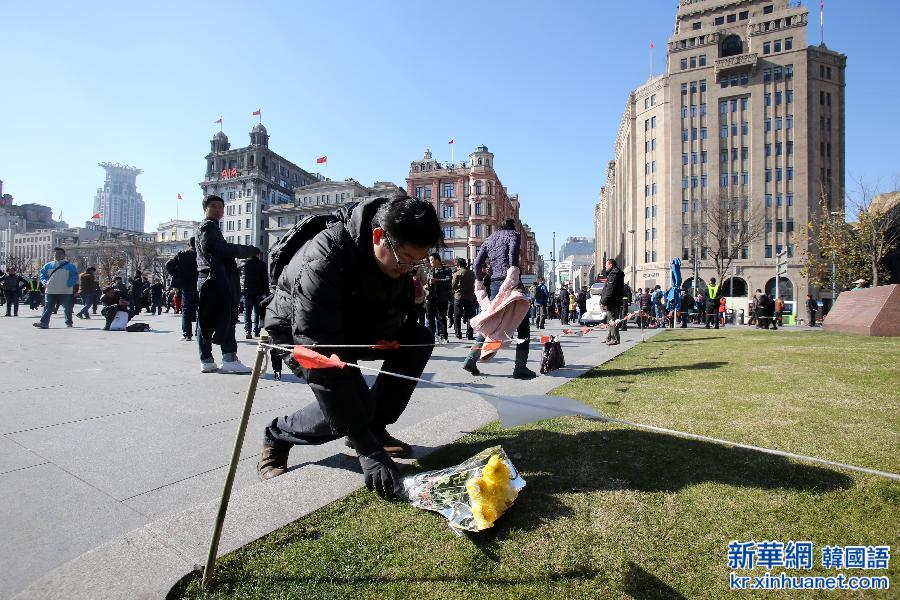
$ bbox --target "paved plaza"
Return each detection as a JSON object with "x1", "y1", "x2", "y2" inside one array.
[{"x1": 0, "y1": 308, "x2": 659, "y2": 599}]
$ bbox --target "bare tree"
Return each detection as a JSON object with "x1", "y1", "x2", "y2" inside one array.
[
  {"x1": 126, "y1": 240, "x2": 158, "y2": 276},
  {"x1": 703, "y1": 189, "x2": 766, "y2": 284},
  {"x1": 850, "y1": 177, "x2": 900, "y2": 287},
  {"x1": 95, "y1": 245, "x2": 125, "y2": 285}
]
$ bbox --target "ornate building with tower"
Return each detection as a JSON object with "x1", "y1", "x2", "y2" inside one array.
[
  {"x1": 406, "y1": 145, "x2": 539, "y2": 276},
  {"x1": 199, "y1": 124, "x2": 321, "y2": 254}
]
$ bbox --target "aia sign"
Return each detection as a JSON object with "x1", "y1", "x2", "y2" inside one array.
[{"x1": 220, "y1": 168, "x2": 239, "y2": 178}]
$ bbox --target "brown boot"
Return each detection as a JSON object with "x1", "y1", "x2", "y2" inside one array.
[
  {"x1": 374, "y1": 429, "x2": 413, "y2": 458},
  {"x1": 256, "y1": 443, "x2": 290, "y2": 481}
]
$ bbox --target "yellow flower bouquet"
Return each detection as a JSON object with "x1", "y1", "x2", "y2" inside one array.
[{"x1": 402, "y1": 446, "x2": 525, "y2": 534}]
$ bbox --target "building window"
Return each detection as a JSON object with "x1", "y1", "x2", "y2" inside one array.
[
  {"x1": 727, "y1": 13, "x2": 736, "y2": 23},
  {"x1": 682, "y1": 201, "x2": 689, "y2": 213},
  {"x1": 699, "y1": 55, "x2": 706, "y2": 66},
  {"x1": 763, "y1": 68, "x2": 771, "y2": 82},
  {"x1": 787, "y1": 167, "x2": 794, "y2": 181},
  {"x1": 442, "y1": 183, "x2": 454, "y2": 198},
  {"x1": 740, "y1": 73, "x2": 749, "y2": 85},
  {"x1": 763, "y1": 42, "x2": 771, "y2": 55},
  {"x1": 474, "y1": 181, "x2": 482, "y2": 195},
  {"x1": 681, "y1": 58, "x2": 688, "y2": 70},
  {"x1": 739, "y1": 10, "x2": 749, "y2": 20},
  {"x1": 415, "y1": 186, "x2": 423, "y2": 199},
  {"x1": 693, "y1": 21, "x2": 702, "y2": 30},
  {"x1": 444, "y1": 227, "x2": 454, "y2": 239},
  {"x1": 474, "y1": 202, "x2": 482, "y2": 215},
  {"x1": 714, "y1": 16, "x2": 724, "y2": 25},
  {"x1": 442, "y1": 205, "x2": 455, "y2": 218},
  {"x1": 763, "y1": 5, "x2": 774, "y2": 14},
  {"x1": 774, "y1": 40, "x2": 782, "y2": 53},
  {"x1": 765, "y1": 170, "x2": 772, "y2": 182}
]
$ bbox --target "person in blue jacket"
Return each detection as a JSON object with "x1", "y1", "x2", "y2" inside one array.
[{"x1": 34, "y1": 247, "x2": 80, "y2": 329}]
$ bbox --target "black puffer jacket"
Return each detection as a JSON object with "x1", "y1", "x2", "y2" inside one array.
[
  {"x1": 264, "y1": 198, "x2": 416, "y2": 346},
  {"x1": 600, "y1": 267, "x2": 625, "y2": 308},
  {"x1": 240, "y1": 256, "x2": 269, "y2": 296},
  {"x1": 473, "y1": 225, "x2": 520, "y2": 277}
]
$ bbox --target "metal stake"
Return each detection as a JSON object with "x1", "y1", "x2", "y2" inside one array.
[{"x1": 201, "y1": 333, "x2": 269, "y2": 589}]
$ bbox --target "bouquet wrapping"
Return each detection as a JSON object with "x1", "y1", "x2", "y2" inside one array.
[{"x1": 403, "y1": 446, "x2": 525, "y2": 534}]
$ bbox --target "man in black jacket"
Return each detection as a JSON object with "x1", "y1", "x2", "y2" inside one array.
[
  {"x1": 166, "y1": 237, "x2": 199, "y2": 341},
  {"x1": 240, "y1": 250, "x2": 269, "y2": 339},
  {"x1": 257, "y1": 195, "x2": 443, "y2": 501},
  {"x1": 600, "y1": 258, "x2": 625, "y2": 345},
  {"x1": 196, "y1": 195, "x2": 260, "y2": 373},
  {"x1": 425, "y1": 254, "x2": 452, "y2": 343}
]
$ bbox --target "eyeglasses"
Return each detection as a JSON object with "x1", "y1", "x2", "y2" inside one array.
[{"x1": 384, "y1": 236, "x2": 429, "y2": 270}]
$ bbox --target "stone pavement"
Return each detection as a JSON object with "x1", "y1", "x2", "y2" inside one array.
[{"x1": 0, "y1": 308, "x2": 661, "y2": 599}]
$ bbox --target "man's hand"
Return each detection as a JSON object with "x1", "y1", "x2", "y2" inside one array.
[{"x1": 358, "y1": 450, "x2": 404, "y2": 500}]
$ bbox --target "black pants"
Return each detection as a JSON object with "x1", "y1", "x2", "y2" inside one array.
[
  {"x1": 196, "y1": 276, "x2": 238, "y2": 360},
  {"x1": 561, "y1": 307, "x2": 569, "y2": 324},
  {"x1": 4, "y1": 291, "x2": 20, "y2": 316},
  {"x1": 807, "y1": 309, "x2": 817, "y2": 326},
  {"x1": 264, "y1": 320, "x2": 434, "y2": 448},
  {"x1": 453, "y1": 298, "x2": 477, "y2": 339},
  {"x1": 181, "y1": 289, "x2": 198, "y2": 337},
  {"x1": 425, "y1": 298, "x2": 448, "y2": 340}
]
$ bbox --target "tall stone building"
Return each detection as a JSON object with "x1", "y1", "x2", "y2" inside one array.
[
  {"x1": 199, "y1": 124, "x2": 321, "y2": 254},
  {"x1": 406, "y1": 146, "x2": 539, "y2": 276},
  {"x1": 596, "y1": 0, "x2": 845, "y2": 313},
  {"x1": 94, "y1": 163, "x2": 145, "y2": 233}
]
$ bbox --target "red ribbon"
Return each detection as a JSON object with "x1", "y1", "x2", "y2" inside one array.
[
  {"x1": 291, "y1": 346, "x2": 346, "y2": 369},
  {"x1": 370, "y1": 340, "x2": 400, "y2": 350}
]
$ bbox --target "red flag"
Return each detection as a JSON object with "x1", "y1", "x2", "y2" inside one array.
[
  {"x1": 252, "y1": 109, "x2": 261, "y2": 116},
  {"x1": 448, "y1": 139, "x2": 454, "y2": 145},
  {"x1": 582, "y1": 327, "x2": 592, "y2": 335},
  {"x1": 177, "y1": 193, "x2": 182, "y2": 200},
  {"x1": 483, "y1": 341, "x2": 502, "y2": 352},
  {"x1": 539, "y1": 335, "x2": 551, "y2": 344},
  {"x1": 370, "y1": 340, "x2": 400, "y2": 350},
  {"x1": 649, "y1": 41, "x2": 654, "y2": 49},
  {"x1": 214, "y1": 117, "x2": 222, "y2": 124},
  {"x1": 316, "y1": 156, "x2": 327, "y2": 164},
  {"x1": 291, "y1": 346, "x2": 346, "y2": 369},
  {"x1": 91, "y1": 212, "x2": 102, "y2": 219},
  {"x1": 562, "y1": 328, "x2": 573, "y2": 334}
]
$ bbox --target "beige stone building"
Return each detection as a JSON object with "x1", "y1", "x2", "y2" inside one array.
[{"x1": 596, "y1": 0, "x2": 845, "y2": 314}]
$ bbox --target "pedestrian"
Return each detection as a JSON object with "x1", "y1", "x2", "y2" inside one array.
[
  {"x1": 756, "y1": 290, "x2": 774, "y2": 329},
  {"x1": 240, "y1": 249, "x2": 269, "y2": 339},
  {"x1": 679, "y1": 289, "x2": 694, "y2": 327},
  {"x1": 559, "y1": 284, "x2": 571, "y2": 325},
  {"x1": 412, "y1": 271, "x2": 426, "y2": 326},
  {"x1": 99, "y1": 285, "x2": 130, "y2": 330},
  {"x1": 26, "y1": 275, "x2": 43, "y2": 310},
  {"x1": 703, "y1": 278, "x2": 720, "y2": 329},
  {"x1": 804, "y1": 294, "x2": 817, "y2": 327},
  {"x1": 75, "y1": 267, "x2": 99, "y2": 320},
  {"x1": 462, "y1": 219, "x2": 536, "y2": 379},
  {"x1": 577, "y1": 286, "x2": 588, "y2": 323},
  {"x1": 774, "y1": 295, "x2": 784, "y2": 326},
  {"x1": 639, "y1": 287, "x2": 652, "y2": 327},
  {"x1": 748, "y1": 291, "x2": 759, "y2": 326},
  {"x1": 600, "y1": 259, "x2": 625, "y2": 345},
  {"x1": 424, "y1": 253, "x2": 452, "y2": 343},
  {"x1": 166, "y1": 236, "x2": 199, "y2": 342},
  {"x1": 33, "y1": 247, "x2": 79, "y2": 329},
  {"x1": 532, "y1": 277, "x2": 548, "y2": 329},
  {"x1": 196, "y1": 195, "x2": 260, "y2": 373},
  {"x1": 256, "y1": 195, "x2": 442, "y2": 501},
  {"x1": 1, "y1": 266, "x2": 28, "y2": 316},
  {"x1": 128, "y1": 271, "x2": 145, "y2": 317},
  {"x1": 149, "y1": 278, "x2": 164, "y2": 315},
  {"x1": 451, "y1": 257, "x2": 477, "y2": 340},
  {"x1": 719, "y1": 296, "x2": 727, "y2": 327}
]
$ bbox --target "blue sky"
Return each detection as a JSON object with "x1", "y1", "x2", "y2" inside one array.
[{"x1": 1, "y1": 0, "x2": 897, "y2": 259}]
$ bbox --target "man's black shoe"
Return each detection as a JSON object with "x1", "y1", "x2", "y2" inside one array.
[
  {"x1": 513, "y1": 366, "x2": 538, "y2": 379},
  {"x1": 257, "y1": 444, "x2": 290, "y2": 481}
]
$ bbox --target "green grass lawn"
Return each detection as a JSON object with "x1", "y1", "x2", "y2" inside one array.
[{"x1": 178, "y1": 329, "x2": 900, "y2": 599}]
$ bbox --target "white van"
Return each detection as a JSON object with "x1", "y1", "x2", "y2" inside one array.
[{"x1": 579, "y1": 281, "x2": 609, "y2": 325}]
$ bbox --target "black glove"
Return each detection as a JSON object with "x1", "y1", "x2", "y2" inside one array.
[{"x1": 358, "y1": 449, "x2": 403, "y2": 501}]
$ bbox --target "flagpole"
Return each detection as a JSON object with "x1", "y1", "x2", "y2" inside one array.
[
  {"x1": 649, "y1": 42, "x2": 654, "y2": 79},
  {"x1": 820, "y1": 0, "x2": 824, "y2": 45}
]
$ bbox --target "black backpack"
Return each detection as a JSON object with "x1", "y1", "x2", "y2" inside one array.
[
  {"x1": 540, "y1": 338, "x2": 566, "y2": 374},
  {"x1": 262, "y1": 211, "x2": 345, "y2": 307}
]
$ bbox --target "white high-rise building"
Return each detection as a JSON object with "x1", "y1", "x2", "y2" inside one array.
[{"x1": 93, "y1": 163, "x2": 145, "y2": 233}]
